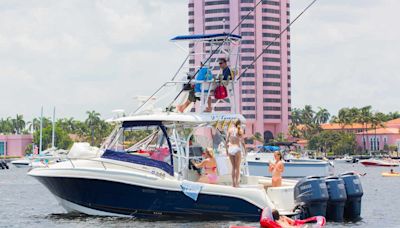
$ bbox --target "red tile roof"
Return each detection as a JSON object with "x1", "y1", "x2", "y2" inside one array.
[
  {"x1": 320, "y1": 123, "x2": 371, "y2": 130},
  {"x1": 356, "y1": 128, "x2": 400, "y2": 135}
]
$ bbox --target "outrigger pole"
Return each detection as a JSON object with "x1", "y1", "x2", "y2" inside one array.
[
  {"x1": 134, "y1": 0, "x2": 264, "y2": 114},
  {"x1": 134, "y1": 0, "x2": 319, "y2": 113},
  {"x1": 236, "y1": 0, "x2": 318, "y2": 81},
  {"x1": 166, "y1": 0, "x2": 319, "y2": 109}
]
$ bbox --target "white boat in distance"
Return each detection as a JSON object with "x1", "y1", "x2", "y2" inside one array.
[
  {"x1": 334, "y1": 154, "x2": 357, "y2": 164},
  {"x1": 247, "y1": 145, "x2": 334, "y2": 178},
  {"x1": 10, "y1": 158, "x2": 30, "y2": 168},
  {"x1": 360, "y1": 158, "x2": 399, "y2": 167}
]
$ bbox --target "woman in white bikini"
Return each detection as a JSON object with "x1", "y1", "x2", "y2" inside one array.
[{"x1": 227, "y1": 119, "x2": 245, "y2": 187}]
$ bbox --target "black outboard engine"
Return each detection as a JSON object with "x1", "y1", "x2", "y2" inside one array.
[
  {"x1": 294, "y1": 176, "x2": 329, "y2": 218},
  {"x1": 325, "y1": 176, "x2": 347, "y2": 222},
  {"x1": 340, "y1": 172, "x2": 363, "y2": 221}
]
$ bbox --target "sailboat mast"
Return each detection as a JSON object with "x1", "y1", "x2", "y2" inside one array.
[
  {"x1": 52, "y1": 107, "x2": 56, "y2": 149},
  {"x1": 39, "y1": 106, "x2": 43, "y2": 154},
  {"x1": 31, "y1": 119, "x2": 34, "y2": 154}
]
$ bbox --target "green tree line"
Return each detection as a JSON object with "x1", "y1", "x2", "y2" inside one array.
[
  {"x1": 0, "y1": 111, "x2": 114, "y2": 151},
  {"x1": 289, "y1": 105, "x2": 400, "y2": 155}
]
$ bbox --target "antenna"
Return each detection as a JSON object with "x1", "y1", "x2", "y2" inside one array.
[
  {"x1": 236, "y1": 0, "x2": 319, "y2": 81},
  {"x1": 134, "y1": 0, "x2": 264, "y2": 114},
  {"x1": 31, "y1": 119, "x2": 34, "y2": 155}
]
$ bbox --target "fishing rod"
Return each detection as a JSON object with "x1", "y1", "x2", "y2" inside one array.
[
  {"x1": 236, "y1": 0, "x2": 318, "y2": 81},
  {"x1": 135, "y1": 0, "x2": 264, "y2": 114}
]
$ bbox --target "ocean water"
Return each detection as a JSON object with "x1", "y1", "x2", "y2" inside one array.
[{"x1": 0, "y1": 162, "x2": 399, "y2": 228}]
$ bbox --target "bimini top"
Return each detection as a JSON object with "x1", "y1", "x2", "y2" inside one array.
[
  {"x1": 114, "y1": 112, "x2": 246, "y2": 125},
  {"x1": 171, "y1": 33, "x2": 242, "y2": 42}
]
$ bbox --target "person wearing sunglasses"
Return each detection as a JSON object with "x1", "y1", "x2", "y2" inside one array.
[
  {"x1": 218, "y1": 58, "x2": 233, "y2": 81},
  {"x1": 190, "y1": 148, "x2": 218, "y2": 184}
]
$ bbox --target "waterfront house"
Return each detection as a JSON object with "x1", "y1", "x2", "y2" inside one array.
[{"x1": 0, "y1": 134, "x2": 33, "y2": 157}]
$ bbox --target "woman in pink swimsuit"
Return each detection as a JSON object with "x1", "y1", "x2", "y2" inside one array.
[
  {"x1": 227, "y1": 119, "x2": 245, "y2": 187},
  {"x1": 191, "y1": 148, "x2": 218, "y2": 184}
]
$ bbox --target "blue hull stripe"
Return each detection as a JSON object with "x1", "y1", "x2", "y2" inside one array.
[{"x1": 35, "y1": 176, "x2": 262, "y2": 221}]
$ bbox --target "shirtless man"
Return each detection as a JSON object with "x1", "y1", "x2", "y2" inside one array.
[
  {"x1": 272, "y1": 209, "x2": 295, "y2": 227},
  {"x1": 269, "y1": 151, "x2": 284, "y2": 187}
]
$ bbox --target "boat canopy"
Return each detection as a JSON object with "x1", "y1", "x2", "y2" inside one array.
[
  {"x1": 103, "y1": 121, "x2": 174, "y2": 176},
  {"x1": 170, "y1": 33, "x2": 242, "y2": 42},
  {"x1": 114, "y1": 112, "x2": 246, "y2": 125},
  {"x1": 257, "y1": 145, "x2": 281, "y2": 152}
]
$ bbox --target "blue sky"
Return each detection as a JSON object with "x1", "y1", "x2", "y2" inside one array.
[{"x1": 0, "y1": 0, "x2": 398, "y2": 120}]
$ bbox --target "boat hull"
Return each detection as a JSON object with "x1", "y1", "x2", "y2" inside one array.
[
  {"x1": 247, "y1": 161, "x2": 332, "y2": 178},
  {"x1": 360, "y1": 161, "x2": 399, "y2": 167},
  {"x1": 33, "y1": 176, "x2": 263, "y2": 220},
  {"x1": 11, "y1": 162, "x2": 30, "y2": 168}
]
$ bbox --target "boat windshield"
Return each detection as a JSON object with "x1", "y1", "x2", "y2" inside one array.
[{"x1": 103, "y1": 121, "x2": 173, "y2": 175}]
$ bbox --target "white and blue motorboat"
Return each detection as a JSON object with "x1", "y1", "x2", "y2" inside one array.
[
  {"x1": 27, "y1": 33, "x2": 357, "y2": 221},
  {"x1": 247, "y1": 145, "x2": 334, "y2": 178},
  {"x1": 29, "y1": 112, "x2": 300, "y2": 220}
]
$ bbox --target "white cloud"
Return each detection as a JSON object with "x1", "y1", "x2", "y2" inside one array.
[
  {"x1": 291, "y1": 0, "x2": 400, "y2": 114},
  {"x1": 0, "y1": 0, "x2": 186, "y2": 120}
]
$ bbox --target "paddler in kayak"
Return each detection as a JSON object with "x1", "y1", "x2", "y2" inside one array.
[{"x1": 390, "y1": 169, "x2": 399, "y2": 174}]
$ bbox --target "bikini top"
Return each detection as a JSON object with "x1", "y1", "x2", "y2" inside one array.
[
  {"x1": 204, "y1": 166, "x2": 217, "y2": 172},
  {"x1": 231, "y1": 127, "x2": 238, "y2": 137},
  {"x1": 204, "y1": 160, "x2": 217, "y2": 172}
]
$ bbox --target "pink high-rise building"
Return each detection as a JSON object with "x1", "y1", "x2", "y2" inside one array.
[{"x1": 188, "y1": 0, "x2": 291, "y2": 144}]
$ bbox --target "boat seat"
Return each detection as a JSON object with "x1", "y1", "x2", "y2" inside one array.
[
  {"x1": 238, "y1": 184, "x2": 264, "y2": 189},
  {"x1": 258, "y1": 179, "x2": 273, "y2": 188}
]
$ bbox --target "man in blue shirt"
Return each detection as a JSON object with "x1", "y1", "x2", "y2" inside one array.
[{"x1": 219, "y1": 58, "x2": 233, "y2": 81}]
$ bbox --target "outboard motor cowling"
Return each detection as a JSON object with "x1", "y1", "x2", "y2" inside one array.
[
  {"x1": 325, "y1": 176, "x2": 347, "y2": 222},
  {"x1": 340, "y1": 172, "x2": 363, "y2": 221},
  {"x1": 294, "y1": 176, "x2": 329, "y2": 218}
]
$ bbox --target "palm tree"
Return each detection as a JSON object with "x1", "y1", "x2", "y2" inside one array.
[
  {"x1": 337, "y1": 108, "x2": 354, "y2": 129},
  {"x1": 330, "y1": 115, "x2": 339, "y2": 123},
  {"x1": 387, "y1": 111, "x2": 400, "y2": 120},
  {"x1": 370, "y1": 112, "x2": 386, "y2": 151},
  {"x1": 85, "y1": 111, "x2": 101, "y2": 146},
  {"x1": 27, "y1": 118, "x2": 41, "y2": 132},
  {"x1": 13, "y1": 114, "x2": 25, "y2": 134},
  {"x1": 315, "y1": 107, "x2": 330, "y2": 124},
  {"x1": 290, "y1": 108, "x2": 302, "y2": 125},
  {"x1": 302, "y1": 105, "x2": 315, "y2": 125},
  {"x1": 358, "y1": 106, "x2": 372, "y2": 153}
]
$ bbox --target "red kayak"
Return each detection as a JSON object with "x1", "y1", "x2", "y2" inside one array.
[
  {"x1": 231, "y1": 208, "x2": 326, "y2": 228},
  {"x1": 360, "y1": 159, "x2": 399, "y2": 167},
  {"x1": 259, "y1": 208, "x2": 326, "y2": 228}
]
